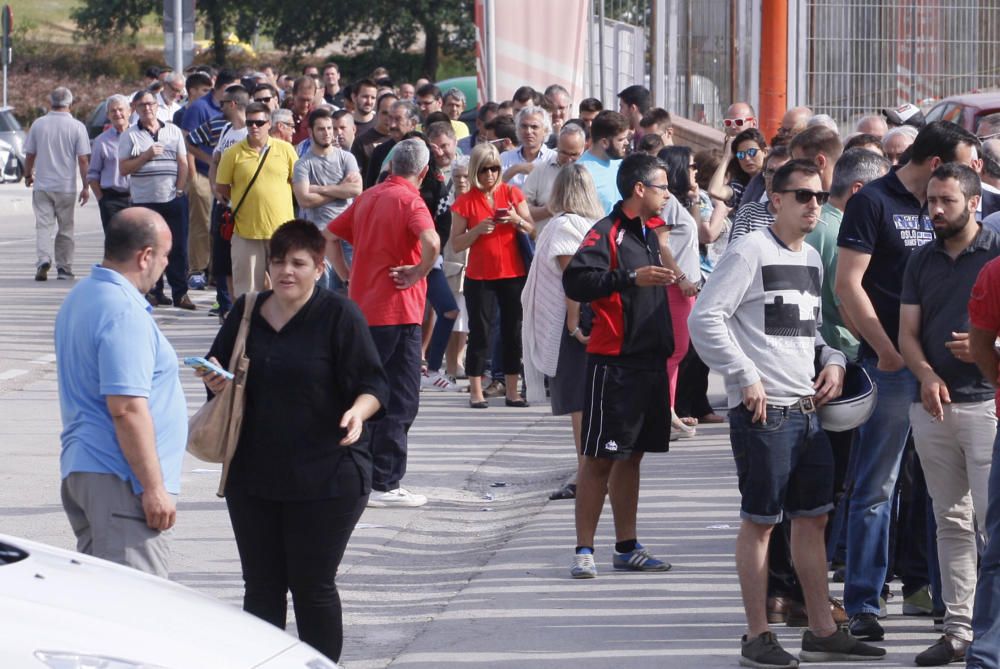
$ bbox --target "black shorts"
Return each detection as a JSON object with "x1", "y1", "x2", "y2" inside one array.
[{"x1": 581, "y1": 357, "x2": 670, "y2": 459}]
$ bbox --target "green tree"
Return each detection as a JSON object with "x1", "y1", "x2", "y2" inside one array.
[{"x1": 71, "y1": 0, "x2": 157, "y2": 41}]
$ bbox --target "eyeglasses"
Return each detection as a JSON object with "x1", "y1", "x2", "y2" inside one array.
[
  {"x1": 479, "y1": 165, "x2": 501, "y2": 174},
  {"x1": 246, "y1": 119, "x2": 270, "y2": 128},
  {"x1": 777, "y1": 188, "x2": 830, "y2": 205},
  {"x1": 255, "y1": 96, "x2": 273, "y2": 104},
  {"x1": 735, "y1": 148, "x2": 760, "y2": 160},
  {"x1": 643, "y1": 182, "x2": 670, "y2": 192},
  {"x1": 978, "y1": 131, "x2": 1000, "y2": 141},
  {"x1": 723, "y1": 116, "x2": 754, "y2": 128},
  {"x1": 136, "y1": 101, "x2": 157, "y2": 108}
]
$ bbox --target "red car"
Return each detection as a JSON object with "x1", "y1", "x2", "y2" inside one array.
[{"x1": 923, "y1": 93, "x2": 1000, "y2": 135}]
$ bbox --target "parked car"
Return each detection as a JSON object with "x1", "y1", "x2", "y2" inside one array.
[
  {"x1": 0, "y1": 106, "x2": 27, "y2": 181},
  {"x1": 923, "y1": 92, "x2": 1000, "y2": 135},
  {"x1": 86, "y1": 98, "x2": 110, "y2": 140},
  {"x1": 0, "y1": 533, "x2": 339, "y2": 668}
]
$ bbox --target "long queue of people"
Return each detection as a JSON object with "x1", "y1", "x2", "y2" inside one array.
[{"x1": 32, "y1": 62, "x2": 1000, "y2": 667}]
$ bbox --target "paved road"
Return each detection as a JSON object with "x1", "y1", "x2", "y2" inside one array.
[{"x1": 0, "y1": 185, "x2": 939, "y2": 667}]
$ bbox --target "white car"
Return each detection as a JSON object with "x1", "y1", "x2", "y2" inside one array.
[{"x1": 0, "y1": 533, "x2": 338, "y2": 669}]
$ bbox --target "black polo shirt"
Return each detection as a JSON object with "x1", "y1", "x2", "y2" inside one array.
[
  {"x1": 838, "y1": 168, "x2": 932, "y2": 359},
  {"x1": 207, "y1": 288, "x2": 390, "y2": 501},
  {"x1": 900, "y1": 226, "x2": 1000, "y2": 402}
]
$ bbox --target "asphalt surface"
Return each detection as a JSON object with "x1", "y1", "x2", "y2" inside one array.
[{"x1": 0, "y1": 183, "x2": 941, "y2": 667}]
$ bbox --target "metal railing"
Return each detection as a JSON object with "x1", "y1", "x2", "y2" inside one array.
[{"x1": 803, "y1": 0, "x2": 1000, "y2": 128}]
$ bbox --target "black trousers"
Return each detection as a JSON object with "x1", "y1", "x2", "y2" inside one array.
[
  {"x1": 226, "y1": 489, "x2": 368, "y2": 663},
  {"x1": 674, "y1": 346, "x2": 714, "y2": 419},
  {"x1": 464, "y1": 276, "x2": 525, "y2": 377},
  {"x1": 140, "y1": 196, "x2": 189, "y2": 302},
  {"x1": 368, "y1": 324, "x2": 422, "y2": 491},
  {"x1": 97, "y1": 190, "x2": 130, "y2": 230}
]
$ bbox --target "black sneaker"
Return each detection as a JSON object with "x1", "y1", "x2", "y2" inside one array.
[
  {"x1": 35, "y1": 261, "x2": 50, "y2": 281},
  {"x1": 56, "y1": 268, "x2": 74, "y2": 280},
  {"x1": 740, "y1": 631, "x2": 799, "y2": 668},
  {"x1": 800, "y1": 628, "x2": 886, "y2": 662},
  {"x1": 848, "y1": 613, "x2": 884, "y2": 641}
]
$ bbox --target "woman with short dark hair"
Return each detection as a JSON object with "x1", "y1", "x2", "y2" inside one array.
[{"x1": 197, "y1": 219, "x2": 388, "y2": 663}]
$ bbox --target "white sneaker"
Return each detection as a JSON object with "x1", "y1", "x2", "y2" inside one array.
[
  {"x1": 367, "y1": 487, "x2": 428, "y2": 508},
  {"x1": 570, "y1": 552, "x2": 597, "y2": 579},
  {"x1": 420, "y1": 370, "x2": 462, "y2": 392}
]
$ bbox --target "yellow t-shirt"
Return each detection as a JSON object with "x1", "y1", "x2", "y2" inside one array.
[{"x1": 217, "y1": 138, "x2": 298, "y2": 240}]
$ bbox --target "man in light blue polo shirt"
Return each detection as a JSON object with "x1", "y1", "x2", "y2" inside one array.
[
  {"x1": 55, "y1": 207, "x2": 187, "y2": 578},
  {"x1": 578, "y1": 110, "x2": 631, "y2": 215}
]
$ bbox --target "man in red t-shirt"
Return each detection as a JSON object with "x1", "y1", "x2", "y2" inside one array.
[
  {"x1": 967, "y1": 256, "x2": 1000, "y2": 665},
  {"x1": 325, "y1": 138, "x2": 441, "y2": 508}
]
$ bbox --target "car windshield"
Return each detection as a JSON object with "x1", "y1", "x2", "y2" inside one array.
[
  {"x1": 0, "y1": 541, "x2": 28, "y2": 565},
  {"x1": 0, "y1": 112, "x2": 22, "y2": 132}
]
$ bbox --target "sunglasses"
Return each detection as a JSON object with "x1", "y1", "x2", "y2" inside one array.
[
  {"x1": 777, "y1": 189, "x2": 830, "y2": 205},
  {"x1": 735, "y1": 148, "x2": 760, "y2": 160},
  {"x1": 255, "y1": 96, "x2": 274, "y2": 103},
  {"x1": 479, "y1": 165, "x2": 501, "y2": 174},
  {"x1": 246, "y1": 119, "x2": 270, "y2": 128},
  {"x1": 723, "y1": 116, "x2": 754, "y2": 128}
]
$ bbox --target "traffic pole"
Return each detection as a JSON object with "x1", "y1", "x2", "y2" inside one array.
[
  {"x1": 172, "y1": 0, "x2": 182, "y2": 74},
  {"x1": 759, "y1": 0, "x2": 787, "y2": 141}
]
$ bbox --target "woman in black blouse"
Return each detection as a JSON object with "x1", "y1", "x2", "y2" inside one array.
[{"x1": 199, "y1": 220, "x2": 389, "y2": 663}]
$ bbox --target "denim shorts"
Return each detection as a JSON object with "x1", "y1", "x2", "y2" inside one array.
[{"x1": 728, "y1": 403, "x2": 835, "y2": 525}]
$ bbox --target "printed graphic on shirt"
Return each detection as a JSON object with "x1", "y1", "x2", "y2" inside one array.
[
  {"x1": 894, "y1": 213, "x2": 934, "y2": 248},
  {"x1": 762, "y1": 265, "x2": 821, "y2": 341}
]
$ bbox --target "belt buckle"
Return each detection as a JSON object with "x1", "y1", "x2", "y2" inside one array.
[{"x1": 800, "y1": 397, "x2": 816, "y2": 414}]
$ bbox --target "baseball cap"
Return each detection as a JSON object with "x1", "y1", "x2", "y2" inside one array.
[{"x1": 882, "y1": 103, "x2": 926, "y2": 129}]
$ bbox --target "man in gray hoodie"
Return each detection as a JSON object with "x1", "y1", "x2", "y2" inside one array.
[{"x1": 690, "y1": 159, "x2": 884, "y2": 667}]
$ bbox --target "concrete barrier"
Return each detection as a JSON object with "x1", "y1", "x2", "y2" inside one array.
[{"x1": 672, "y1": 115, "x2": 725, "y2": 153}]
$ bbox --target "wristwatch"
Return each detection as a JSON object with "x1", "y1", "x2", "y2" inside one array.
[{"x1": 628, "y1": 269, "x2": 638, "y2": 285}]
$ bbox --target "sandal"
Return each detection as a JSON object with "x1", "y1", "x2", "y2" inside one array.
[
  {"x1": 505, "y1": 397, "x2": 529, "y2": 407},
  {"x1": 469, "y1": 399, "x2": 489, "y2": 409}
]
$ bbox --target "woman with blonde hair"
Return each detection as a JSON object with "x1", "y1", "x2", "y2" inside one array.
[
  {"x1": 522, "y1": 163, "x2": 604, "y2": 500},
  {"x1": 451, "y1": 142, "x2": 534, "y2": 408}
]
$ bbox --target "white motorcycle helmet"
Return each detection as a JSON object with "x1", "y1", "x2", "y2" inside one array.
[{"x1": 818, "y1": 362, "x2": 876, "y2": 432}]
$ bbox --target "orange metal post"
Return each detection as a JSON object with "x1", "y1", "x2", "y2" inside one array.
[{"x1": 759, "y1": 0, "x2": 788, "y2": 142}]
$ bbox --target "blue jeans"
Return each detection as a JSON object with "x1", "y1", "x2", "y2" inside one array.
[
  {"x1": 321, "y1": 241, "x2": 353, "y2": 293},
  {"x1": 844, "y1": 358, "x2": 917, "y2": 616},
  {"x1": 424, "y1": 267, "x2": 458, "y2": 372},
  {"x1": 968, "y1": 428, "x2": 1000, "y2": 668}
]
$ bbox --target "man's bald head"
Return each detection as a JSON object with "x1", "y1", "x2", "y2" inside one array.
[
  {"x1": 724, "y1": 102, "x2": 757, "y2": 137},
  {"x1": 855, "y1": 115, "x2": 889, "y2": 139},
  {"x1": 981, "y1": 138, "x2": 1000, "y2": 181},
  {"x1": 779, "y1": 106, "x2": 813, "y2": 139},
  {"x1": 105, "y1": 207, "x2": 169, "y2": 262}
]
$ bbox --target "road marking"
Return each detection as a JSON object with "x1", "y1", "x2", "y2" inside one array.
[
  {"x1": 0, "y1": 368, "x2": 28, "y2": 380},
  {"x1": 0, "y1": 229, "x2": 103, "y2": 247},
  {"x1": 31, "y1": 354, "x2": 56, "y2": 364}
]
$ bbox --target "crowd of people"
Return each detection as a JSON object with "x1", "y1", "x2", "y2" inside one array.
[{"x1": 35, "y1": 60, "x2": 1000, "y2": 667}]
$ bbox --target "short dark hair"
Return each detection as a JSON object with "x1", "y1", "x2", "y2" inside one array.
[
  {"x1": 293, "y1": 75, "x2": 318, "y2": 95},
  {"x1": 245, "y1": 101, "x2": 269, "y2": 118},
  {"x1": 353, "y1": 78, "x2": 378, "y2": 94},
  {"x1": 322, "y1": 62, "x2": 339, "y2": 74},
  {"x1": 269, "y1": 219, "x2": 326, "y2": 267},
  {"x1": 104, "y1": 209, "x2": 159, "y2": 262},
  {"x1": 215, "y1": 69, "x2": 239, "y2": 90},
  {"x1": 331, "y1": 109, "x2": 353, "y2": 124},
  {"x1": 579, "y1": 97, "x2": 604, "y2": 113},
  {"x1": 424, "y1": 111, "x2": 451, "y2": 127},
  {"x1": 844, "y1": 133, "x2": 883, "y2": 153},
  {"x1": 416, "y1": 83, "x2": 442, "y2": 100},
  {"x1": 617, "y1": 152, "x2": 666, "y2": 199},
  {"x1": 185, "y1": 72, "x2": 212, "y2": 92},
  {"x1": 426, "y1": 121, "x2": 456, "y2": 140},
  {"x1": 485, "y1": 116, "x2": 517, "y2": 144},
  {"x1": 771, "y1": 159, "x2": 822, "y2": 193},
  {"x1": 376, "y1": 91, "x2": 399, "y2": 112},
  {"x1": 308, "y1": 107, "x2": 333, "y2": 128},
  {"x1": 830, "y1": 147, "x2": 891, "y2": 198},
  {"x1": 251, "y1": 83, "x2": 279, "y2": 99},
  {"x1": 909, "y1": 121, "x2": 979, "y2": 165},
  {"x1": 617, "y1": 85, "x2": 651, "y2": 114},
  {"x1": 223, "y1": 87, "x2": 250, "y2": 109},
  {"x1": 477, "y1": 101, "x2": 499, "y2": 122},
  {"x1": 590, "y1": 110, "x2": 630, "y2": 142},
  {"x1": 789, "y1": 125, "x2": 843, "y2": 162},
  {"x1": 929, "y1": 162, "x2": 982, "y2": 200},
  {"x1": 375, "y1": 76, "x2": 394, "y2": 89},
  {"x1": 638, "y1": 133, "x2": 665, "y2": 154},
  {"x1": 512, "y1": 86, "x2": 537, "y2": 104},
  {"x1": 639, "y1": 107, "x2": 672, "y2": 129}
]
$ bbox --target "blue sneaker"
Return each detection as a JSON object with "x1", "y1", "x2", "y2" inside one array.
[
  {"x1": 188, "y1": 272, "x2": 207, "y2": 290},
  {"x1": 613, "y1": 544, "x2": 672, "y2": 571}
]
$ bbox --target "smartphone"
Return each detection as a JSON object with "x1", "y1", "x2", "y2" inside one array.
[
  {"x1": 494, "y1": 207, "x2": 509, "y2": 219},
  {"x1": 183, "y1": 356, "x2": 234, "y2": 380}
]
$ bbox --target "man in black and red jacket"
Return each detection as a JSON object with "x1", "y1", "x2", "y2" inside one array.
[{"x1": 562, "y1": 152, "x2": 676, "y2": 579}]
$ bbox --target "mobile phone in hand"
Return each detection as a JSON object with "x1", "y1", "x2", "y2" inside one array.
[
  {"x1": 494, "y1": 207, "x2": 509, "y2": 219},
  {"x1": 183, "y1": 356, "x2": 234, "y2": 380}
]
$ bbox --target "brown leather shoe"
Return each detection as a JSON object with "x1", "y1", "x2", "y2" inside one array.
[
  {"x1": 766, "y1": 596, "x2": 793, "y2": 624},
  {"x1": 785, "y1": 597, "x2": 848, "y2": 627},
  {"x1": 174, "y1": 294, "x2": 196, "y2": 310},
  {"x1": 915, "y1": 634, "x2": 969, "y2": 666}
]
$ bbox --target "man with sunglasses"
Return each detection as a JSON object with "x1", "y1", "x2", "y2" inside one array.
[
  {"x1": 250, "y1": 83, "x2": 280, "y2": 113},
  {"x1": 835, "y1": 120, "x2": 980, "y2": 642},
  {"x1": 690, "y1": 159, "x2": 886, "y2": 668},
  {"x1": 723, "y1": 101, "x2": 757, "y2": 138}
]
